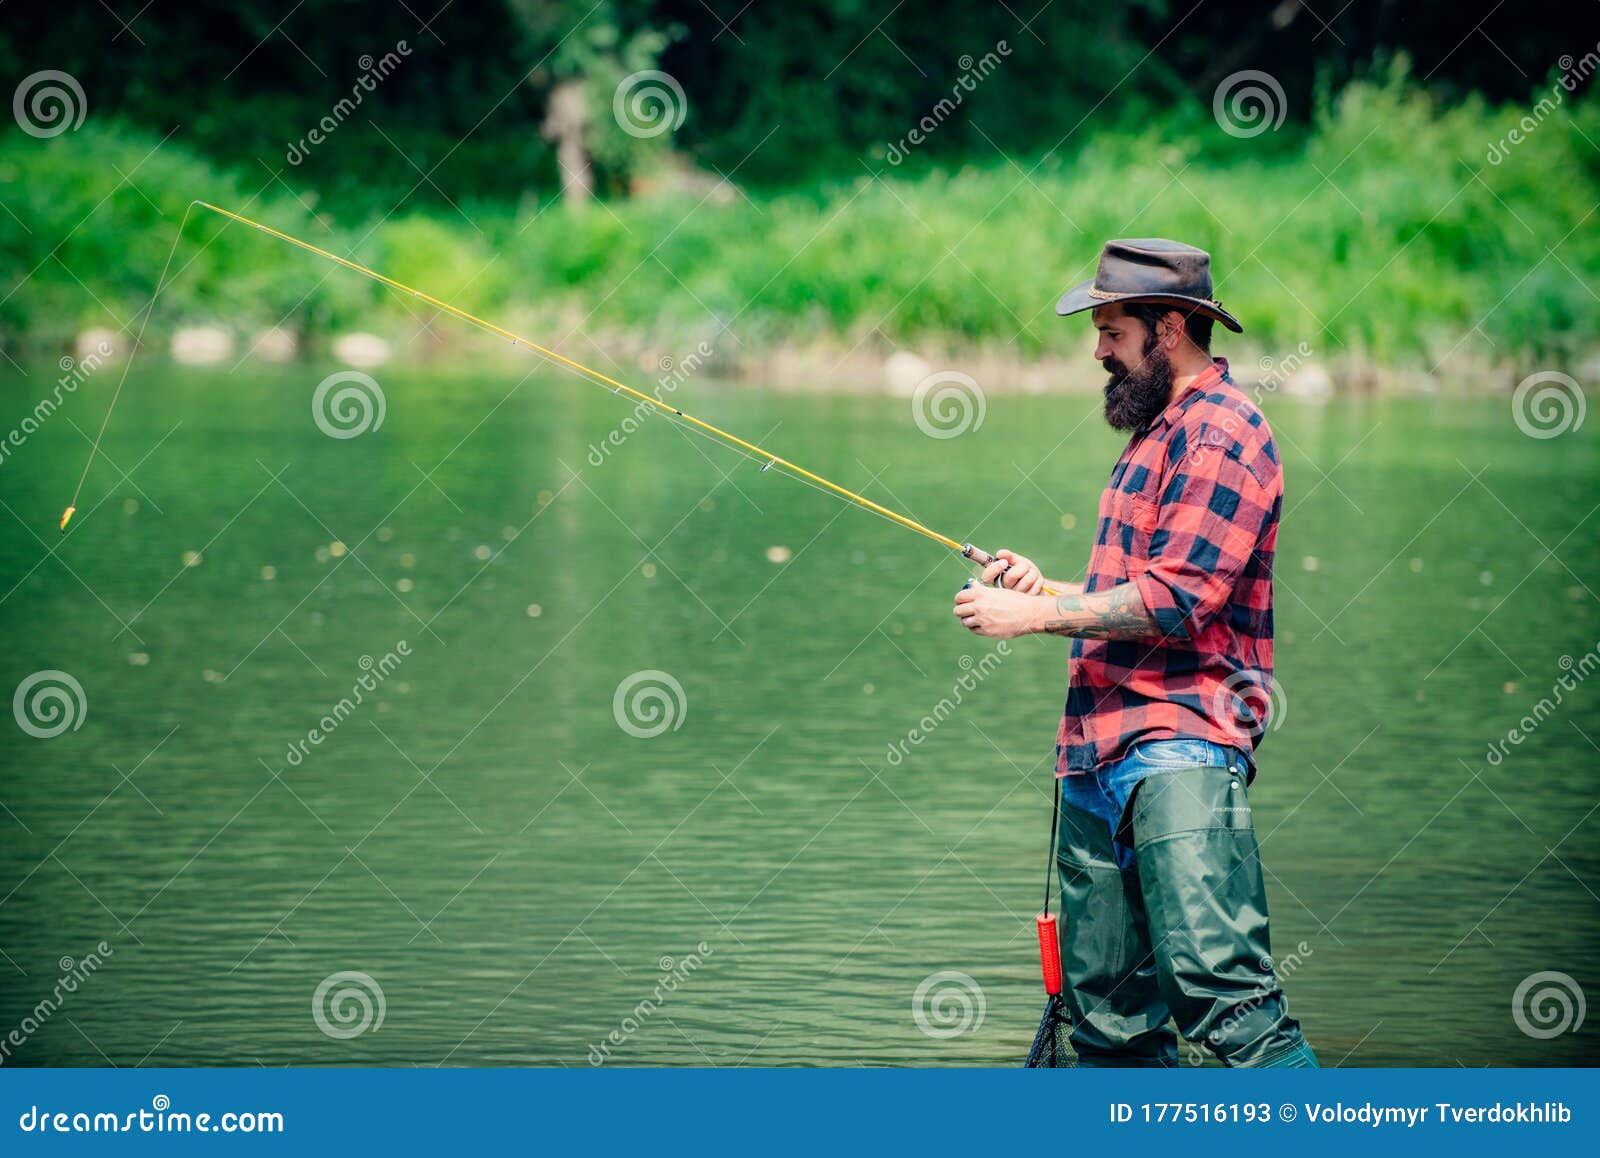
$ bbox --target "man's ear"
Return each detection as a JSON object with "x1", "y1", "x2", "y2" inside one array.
[{"x1": 1159, "y1": 310, "x2": 1183, "y2": 349}]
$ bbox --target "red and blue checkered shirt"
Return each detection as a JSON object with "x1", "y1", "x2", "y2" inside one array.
[{"x1": 1057, "y1": 358, "x2": 1282, "y2": 775}]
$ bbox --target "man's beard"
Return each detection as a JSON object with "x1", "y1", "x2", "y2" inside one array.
[{"x1": 1102, "y1": 338, "x2": 1173, "y2": 431}]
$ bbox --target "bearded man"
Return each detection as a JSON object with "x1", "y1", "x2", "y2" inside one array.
[{"x1": 953, "y1": 239, "x2": 1318, "y2": 1068}]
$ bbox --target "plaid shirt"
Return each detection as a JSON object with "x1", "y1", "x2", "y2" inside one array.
[{"x1": 1057, "y1": 358, "x2": 1282, "y2": 775}]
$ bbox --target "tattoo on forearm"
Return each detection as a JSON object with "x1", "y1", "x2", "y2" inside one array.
[{"x1": 1041, "y1": 582, "x2": 1159, "y2": 640}]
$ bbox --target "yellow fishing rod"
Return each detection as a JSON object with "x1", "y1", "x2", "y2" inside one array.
[{"x1": 61, "y1": 200, "x2": 1044, "y2": 591}]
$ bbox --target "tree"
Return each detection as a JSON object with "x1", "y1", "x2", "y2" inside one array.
[{"x1": 507, "y1": 0, "x2": 681, "y2": 204}]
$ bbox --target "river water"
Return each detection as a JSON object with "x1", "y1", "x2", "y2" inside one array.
[{"x1": 1, "y1": 363, "x2": 1595, "y2": 1066}]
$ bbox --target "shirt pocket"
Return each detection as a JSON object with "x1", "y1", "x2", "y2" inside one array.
[{"x1": 1111, "y1": 490, "x2": 1160, "y2": 577}]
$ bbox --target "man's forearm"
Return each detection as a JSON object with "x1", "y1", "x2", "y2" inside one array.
[
  {"x1": 1045, "y1": 578, "x2": 1085, "y2": 596},
  {"x1": 1036, "y1": 581, "x2": 1160, "y2": 640}
]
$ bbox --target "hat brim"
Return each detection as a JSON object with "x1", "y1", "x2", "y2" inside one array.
[{"x1": 1055, "y1": 279, "x2": 1244, "y2": 333}]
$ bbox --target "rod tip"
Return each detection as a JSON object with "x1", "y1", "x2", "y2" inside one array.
[{"x1": 58, "y1": 505, "x2": 75, "y2": 533}]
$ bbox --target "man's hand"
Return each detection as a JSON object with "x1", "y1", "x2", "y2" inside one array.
[
  {"x1": 953, "y1": 584, "x2": 1044, "y2": 639},
  {"x1": 979, "y1": 548, "x2": 1044, "y2": 594}
]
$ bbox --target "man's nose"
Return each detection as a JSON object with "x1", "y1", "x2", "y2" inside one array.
[{"x1": 1094, "y1": 336, "x2": 1112, "y2": 361}]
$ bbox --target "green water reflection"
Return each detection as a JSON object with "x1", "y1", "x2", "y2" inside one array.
[{"x1": 1, "y1": 363, "x2": 1595, "y2": 1066}]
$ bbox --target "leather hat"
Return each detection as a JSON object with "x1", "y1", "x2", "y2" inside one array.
[{"x1": 1055, "y1": 238, "x2": 1243, "y2": 333}]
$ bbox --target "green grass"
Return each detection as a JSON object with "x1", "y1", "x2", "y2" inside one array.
[{"x1": 3, "y1": 70, "x2": 1596, "y2": 374}]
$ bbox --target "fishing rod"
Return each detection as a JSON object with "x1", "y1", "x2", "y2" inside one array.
[{"x1": 61, "y1": 200, "x2": 1048, "y2": 593}]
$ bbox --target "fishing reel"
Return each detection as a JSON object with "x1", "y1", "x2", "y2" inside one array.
[{"x1": 959, "y1": 543, "x2": 1010, "y2": 594}]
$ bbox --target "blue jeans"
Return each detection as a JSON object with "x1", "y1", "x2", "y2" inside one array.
[{"x1": 1061, "y1": 739, "x2": 1248, "y2": 870}]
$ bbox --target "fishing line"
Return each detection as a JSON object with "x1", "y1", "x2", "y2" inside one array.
[
  {"x1": 60, "y1": 201, "x2": 201, "y2": 532},
  {"x1": 662, "y1": 411, "x2": 940, "y2": 545},
  {"x1": 60, "y1": 200, "x2": 1048, "y2": 593},
  {"x1": 1025, "y1": 783, "x2": 1073, "y2": 1067}
]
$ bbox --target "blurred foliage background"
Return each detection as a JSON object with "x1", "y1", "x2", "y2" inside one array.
[{"x1": 0, "y1": 0, "x2": 1596, "y2": 372}]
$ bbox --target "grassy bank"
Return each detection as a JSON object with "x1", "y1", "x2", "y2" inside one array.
[{"x1": 2, "y1": 72, "x2": 1596, "y2": 384}]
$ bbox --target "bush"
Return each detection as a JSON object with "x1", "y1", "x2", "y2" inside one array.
[{"x1": 2, "y1": 67, "x2": 1595, "y2": 372}]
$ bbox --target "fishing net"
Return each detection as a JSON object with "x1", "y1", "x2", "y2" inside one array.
[
  {"x1": 1023, "y1": 784, "x2": 1078, "y2": 1067},
  {"x1": 1025, "y1": 993, "x2": 1076, "y2": 1068}
]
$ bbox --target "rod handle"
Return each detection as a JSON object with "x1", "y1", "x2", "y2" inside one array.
[{"x1": 960, "y1": 544, "x2": 1057, "y2": 596}]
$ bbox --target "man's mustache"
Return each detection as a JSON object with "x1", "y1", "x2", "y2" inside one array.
[{"x1": 1102, "y1": 358, "x2": 1130, "y2": 391}]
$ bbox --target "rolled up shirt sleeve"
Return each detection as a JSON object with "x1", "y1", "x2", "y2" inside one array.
[{"x1": 1132, "y1": 444, "x2": 1277, "y2": 641}]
